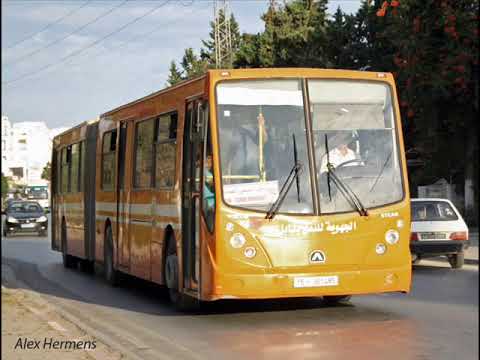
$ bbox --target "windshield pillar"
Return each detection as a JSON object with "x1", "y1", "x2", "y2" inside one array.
[{"x1": 302, "y1": 79, "x2": 320, "y2": 215}]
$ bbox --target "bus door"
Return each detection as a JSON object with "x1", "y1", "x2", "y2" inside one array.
[
  {"x1": 182, "y1": 99, "x2": 205, "y2": 291},
  {"x1": 116, "y1": 121, "x2": 130, "y2": 268}
]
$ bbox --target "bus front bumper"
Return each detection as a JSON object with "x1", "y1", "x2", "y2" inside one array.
[{"x1": 207, "y1": 264, "x2": 411, "y2": 300}]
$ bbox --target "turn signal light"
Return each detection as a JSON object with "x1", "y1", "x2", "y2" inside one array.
[
  {"x1": 410, "y1": 232, "x2": 419, "y2": 241},
  {"x1": 450, "y1": 231, "x2": 468, "y2": 241}
]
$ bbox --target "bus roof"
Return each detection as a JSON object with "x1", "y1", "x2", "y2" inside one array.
[
  {"x1": 100, "y1": 68, "x2": 393, "y2": 119},
  {"x1": 52, "y1": 118, "x2": 99, "y2": 141}
]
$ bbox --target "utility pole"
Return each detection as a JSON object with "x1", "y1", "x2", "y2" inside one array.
[{"x1": 214, "y1": 0, "x2": 232, "y2": 69}]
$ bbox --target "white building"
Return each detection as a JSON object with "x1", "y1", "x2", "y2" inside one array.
[{"x1": 1, "y1": 115, "x2": 67, "y2": 186}]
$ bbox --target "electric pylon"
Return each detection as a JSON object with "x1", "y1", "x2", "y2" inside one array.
[{"x1": 214, "y1": 0, "x2": 232, "y2": 69}]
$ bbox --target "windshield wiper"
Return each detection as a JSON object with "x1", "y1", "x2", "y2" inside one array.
[
  {"x1": 324, "y1": 134, "x2": 368, "y2": 217},
  {"x1": 265, "y1": 162, "x2": 303, "y2": 220}
]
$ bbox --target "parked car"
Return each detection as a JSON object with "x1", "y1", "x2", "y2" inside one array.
[
  {"x1": 2, "y1": 201, "x2": 48, "y2": 237},
  {"x1": 410, "y1": 198, "x2": 469, "y2": 269}
]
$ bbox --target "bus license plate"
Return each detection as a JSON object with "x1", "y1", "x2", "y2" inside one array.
[
  {"x1": 293, "y1": 276, "x2": 339, "y2": 288},
  {"x1": 21, "y1": 223, "x2": 35, "y2": 229}
]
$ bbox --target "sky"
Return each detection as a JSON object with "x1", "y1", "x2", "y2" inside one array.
[{"x1": 1, "y1": 0, "x2": 361, "y2": 129}]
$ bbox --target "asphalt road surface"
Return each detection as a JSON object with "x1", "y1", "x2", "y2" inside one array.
[{"x1": 2, "y1": 226, "x2": 478, "y2": 360}]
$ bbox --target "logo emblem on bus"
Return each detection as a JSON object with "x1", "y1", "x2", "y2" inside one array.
[{"x1": 309, "y1": 250, "x2": 326, "y2": 263}]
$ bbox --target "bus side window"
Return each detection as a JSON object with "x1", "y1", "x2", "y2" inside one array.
[
  {"x1": 102, "y1": 130, "x2": 117, "y2": 191},
  {"x1": 61, "y1": 146, "x2": 71, "y2": 194},
  {"x1": 70, "y1": 143, "x2": 80, "y2": 193},
  {"x1": 134, "y1": 119, "x2": 155, "y2": 188},
  {"x1": 155, "y1": 112, "x2": 177, "y2": 188},
  {"x1": 202, "y1": 112, "x2": 215, "y2": 232}
]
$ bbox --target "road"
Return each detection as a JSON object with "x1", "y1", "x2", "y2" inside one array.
[{"x1": 2, "y1": 227, "x2": 478, "y2": 360}]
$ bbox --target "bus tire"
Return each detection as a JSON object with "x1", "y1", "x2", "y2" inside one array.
[
  {"x1": 164, "y1": 238, "x2": 199, "y2": 312},
  {"x1": 79, "y1": 259, "x2": 94, "y2": 274},
  {"x1": 104, "y1": 225, "x2": 119, "y2": 286},
  {"x1": 62, "y1": 221, "x2": 76, "y2": 269},
  {"x1": 323, "y1": 295, "x2": 352, "y2": 305}
]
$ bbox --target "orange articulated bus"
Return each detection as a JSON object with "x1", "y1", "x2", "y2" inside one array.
[{"x1": 51, "y1": 68, "x2": 412, "y2": 309}]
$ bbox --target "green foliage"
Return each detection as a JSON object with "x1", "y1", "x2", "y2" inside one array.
[
  {"x1": 1, "y1": 173, "x2": 9, "y2": 199},
  {"x1": 41, "y1": 162, "x2": 51, "y2": 181},
  {"x1": 166, "y1": 61, "x2": 183, "y2": 86}
]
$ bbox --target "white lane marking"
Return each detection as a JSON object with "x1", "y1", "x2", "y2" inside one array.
[{"x1": 48, "y1": 321, "x2": 67, "y2": 332}]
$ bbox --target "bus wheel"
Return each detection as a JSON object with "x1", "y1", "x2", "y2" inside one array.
[
  {"x1": 323, "y1": 295, "x2": 352, "y2": 305},
  {"x1": 104, "y1": 225, "x2": 119, "y2": 286},
  {"x1": 62, "y1": 221, "x2": 76, "y2": 269},
  {"x1": 164, "y1": 238, "x2": 198, "y2": 311}
]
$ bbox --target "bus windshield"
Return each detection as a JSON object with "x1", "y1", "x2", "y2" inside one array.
[
  {"x1": 216, "y1": 78, "x2": 404, "y2": 215},
  {"x1": 216, "y1": 79, "x2": 314, "y2": 214},
  {"x1": 309, "y1": 79, "x2": 403, "y2": 213}
]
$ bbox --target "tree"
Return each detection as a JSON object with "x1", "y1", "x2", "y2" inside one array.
[
  {"x1": 325, "y1": 7, "x2": 356, "y2": 69},
  {"x1": 235, "y1": 0, "x2": 330, "y2": 68},
  {"x1": 181, "y1": 48, "x2": 208, "y2": 79},
  {"x1": 1, "y1": 173, "x2": 9, "y2": 200},
  {"x1": 41, "y1": 162, "x2": 51, "y2": 182},
  {"x1": 166, "y1": 61, "x2": 183, "y2": 86},
  {"x1": 376, "y1": 0, "x2": 478, "y2": 223}
]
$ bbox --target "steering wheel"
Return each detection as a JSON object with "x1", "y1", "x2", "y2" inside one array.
[{"x1": 334, "y1": 158, "x2": 364, "y2": 170}]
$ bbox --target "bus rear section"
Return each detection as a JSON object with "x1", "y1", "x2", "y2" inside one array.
[{"x1": 51, "y1": 121, "x2": 98, "y2": 269}]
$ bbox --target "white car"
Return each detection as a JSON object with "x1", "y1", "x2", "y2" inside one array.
[{"x1": 410, "y1": 198, "x2": 469, "y2": 268}]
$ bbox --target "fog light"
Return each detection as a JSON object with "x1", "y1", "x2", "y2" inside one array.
[
  {"x1": 385, "y1": 229, "x2": 400, "y2": 245},
  {"x1": 244, "y1": 247, "x2": 256, "y2": 258},
  {"x1": 376, "y1": 243, "x2": 386, "y2": 255},
  {"x1": 230, "y1": 233, "x2": 246, "y2": 249}
]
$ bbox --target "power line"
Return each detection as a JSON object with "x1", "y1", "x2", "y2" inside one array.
[
  {"x1": 68, "y1": 0, "x2": 209, "y2": 67},
  {"x1": 2, "y1": 0, "x2": 172, "y2": 86},
  {"x1": 4, "y1": 0, "x2": 128, "y2": 67},
  {"x1": 5, "y1": 0, "x2": 91, "y2": 50}
]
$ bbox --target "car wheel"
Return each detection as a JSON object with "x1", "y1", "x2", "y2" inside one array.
[
  {"x1": 3, "y1": 228, "x2": 8, "y2": 237},
  {"x1": 323, "y1": 295, "x2": 352, "y2": 305},
  {"x1": 62, "y1": 221, "x2": 76, "y2": 269},
  {"x1": 411, "y1": 254, "x2": 421, "y2": 265},
  {"x1": 164, "y1": 237, "x2": 199, "y2": 311},
  {"x1": 38, "y1": 230, "x2": 47, "y2": 237},
  {"x1": 104, "y1": 225, "x2": 119, "y2": 286},
  {"x1": 448, "y1": 252, "x2": 464, "y2": 269}
]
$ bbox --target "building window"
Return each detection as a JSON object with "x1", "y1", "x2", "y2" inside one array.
[
  {"x1": 134, "y1": 119, "x2": 155, "y2": 188},
  {"x1": 155, "y1": 112, "x2": 177, "y2": 188},
  {"x1": 102, "y1": 130, "x2": 117, "y2": 191}
]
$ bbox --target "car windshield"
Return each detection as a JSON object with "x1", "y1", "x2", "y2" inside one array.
[
  {"x1": 216, "y1": 79, "x2": 314, "y2": 214},
  {"x1": 28, "y1": 189, "x2": 48, "y2": 199},
  {"x1": 8, "y1": 202, "x2": 42, "y2": 213},
  {"x1": 412, "y1": 201, "x2": 459, "y2": 221},
  {"x1": 308, "y1": 79, "x2": 404, "y2": 213}
]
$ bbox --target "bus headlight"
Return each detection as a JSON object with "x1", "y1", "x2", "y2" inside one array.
[
  {"x1": 244, "y1": 247, "x2": 256, "y2": 258},
  {"x1": 36, "y1": 216, "x2": 48, "y2": 223},
  {"x1": 7, "y1": 216, "x2": 19, "y2": 223},
  {"x1": 385, "y1": 230, "x2": 400, "y2": 245},
  {"x1": 376, "y1": 243, "x2": 386, "y2": 255},
  {"x1": 230, "y1": 233, "x2": 246, "y2": 249}
]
